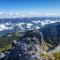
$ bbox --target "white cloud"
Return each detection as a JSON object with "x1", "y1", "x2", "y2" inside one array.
[
  {"x1": 26, "y1": 23, "x2": 33, "y2": 29},
  {"x1": 0, "y1": 24, "x2": 13, "y2": 31},
  {"x1": 0, "y1": 11, "x2": 60, "y2": 18},
  {"x1": 32, "y1": 21, "x2": 41, "y2": 24}
]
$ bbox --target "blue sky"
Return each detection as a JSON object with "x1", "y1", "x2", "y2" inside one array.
[{"x1": 0, "y1": 0, "x2": 60, "y2": 15}]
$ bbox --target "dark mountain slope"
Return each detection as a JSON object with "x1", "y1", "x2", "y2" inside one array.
[{"x1": 41, "y1": 22, "x2": 60, "y2": 48}]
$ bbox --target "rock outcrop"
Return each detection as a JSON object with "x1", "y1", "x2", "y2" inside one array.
[{"x1": 2, "y1": 30, "x2": 48, "y2": 60}]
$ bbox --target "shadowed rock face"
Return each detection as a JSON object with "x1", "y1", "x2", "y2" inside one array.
[
  {"x1": 2, "y1": 30, "x2": 48, "y2": 60},
  {"x1": 2, "y1": 22, "x2": 60, "y2": 60}
]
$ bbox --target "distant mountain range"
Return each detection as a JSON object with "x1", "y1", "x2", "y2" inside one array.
[{"x1": 0, "y1": 17, "x2": 60, "y2": 35}]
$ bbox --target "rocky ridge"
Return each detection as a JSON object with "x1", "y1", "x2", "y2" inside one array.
[{"x1": 1, "y1": 22, "x2": 60, "y2": 60}]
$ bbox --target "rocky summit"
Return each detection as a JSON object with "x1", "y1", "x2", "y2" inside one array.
[{"x1": 1, "y1": 22, "x2": 60, "y2": 60}]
